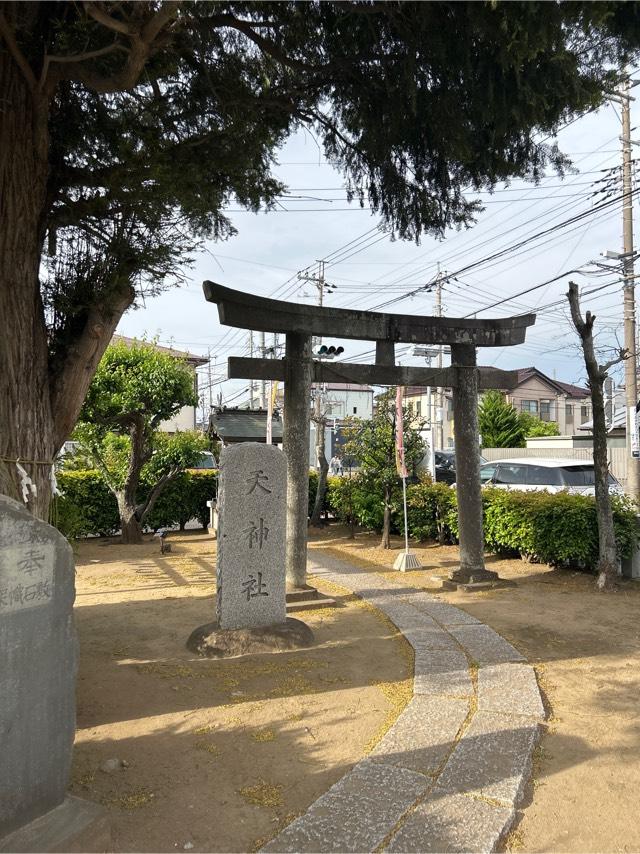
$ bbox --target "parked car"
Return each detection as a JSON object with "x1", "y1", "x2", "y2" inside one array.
[
  {"x1": 478, "y1": 457, "x2": 623, "y2": 495},
  {"x1": 419, "y1": 450, "x2": 487, "y2": 484}
]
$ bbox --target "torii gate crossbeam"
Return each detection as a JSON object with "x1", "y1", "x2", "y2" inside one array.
[{"x1": 204, "y1": 281, "x2": 535, "y2": 588}]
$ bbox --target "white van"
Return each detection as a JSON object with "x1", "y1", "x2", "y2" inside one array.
[{"x1": 479, "y1": 457, "x2": 622, "y2": 496}]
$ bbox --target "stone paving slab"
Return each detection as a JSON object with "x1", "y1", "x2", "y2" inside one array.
[
  {"x1": 478, "y1": 663, "x2": 545, "y2": 719},
  {"x1": 448, "y1": 625, "x2": 525, "y2": 665},
  {"x1": 413, "y1": 648, "x2": 469, "y2": 671},
  {"x1": 406, "y1": 598, "x2": 482, "y2": 626},
  {"x1": 414, "y1": 667, "x2": 474, "y2": 699},
  {"x1": 370, "y1": 696, "x2": 469, "y2": 776},
  {"x1": 261, "y1": 760, "x2": 428, "y2": 853},
  {"x1": 437, "y1": 711, "x2": 539, "y2": 805},
  {"x1": 385, "y1": 789, "x2": 515, "y2": 853},
  {"x1": 403, "y1": 625, "x2": 462, "y2": 651}
]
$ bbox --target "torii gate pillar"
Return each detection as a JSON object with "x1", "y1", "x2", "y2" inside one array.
[
  {"x1": 450, "y1": 344, "x2": 498, "y2": 584},
  {"x1": 283, "y1": 332, "x2": 313, "y2": 587}
]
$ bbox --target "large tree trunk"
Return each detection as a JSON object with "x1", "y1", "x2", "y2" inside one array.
[
  {"x1": 0, "y1": 40, "x2": 54, "y2": 518},
  {"x1": 0, "y1": 25, "x2": 134, "y2": 521},
  {"x1": 117, "y1": 497, "x2": 144, "y2": 545}
]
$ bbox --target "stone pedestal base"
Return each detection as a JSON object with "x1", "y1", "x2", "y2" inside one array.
[
  {"x1": 448, "y1": 567, "x2": 500, "y2": 586},
  {"x1": 186, "y1": 618, "x2": 315, "y2": 659},
  {"x1": 393, "y1": 552, "x2": 422, "y2": 571},
  {"x1": 286, "y1": 585, "x2": 337, "y2": 613},
  {"x1": 0, "y1": 797, "x2": 110, "y2": 854}
]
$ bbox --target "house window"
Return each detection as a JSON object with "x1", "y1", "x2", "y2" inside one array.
[
  {"x1": 581, "y1": 405, "x2": 591, "y2": 421},
  {"x1": 521, "y1": 400, "x2": 539, "y2": 414},
  {"x1": 415, "y1": 401, "x2": 421, "y2": 416},
  {"x1": 352, "y1": 406, "x2": 357, "y2": 415},
  {"x1": 540, "y1": 400, "x2": 554, "y2": 421},
  {"x1": 565, "y1": 404, "x2": 574, "y2": 419}
]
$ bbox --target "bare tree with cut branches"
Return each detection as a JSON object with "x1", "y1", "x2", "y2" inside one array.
[{"x1": 567, "y1": 281, "x2": 629, "y2": 590}]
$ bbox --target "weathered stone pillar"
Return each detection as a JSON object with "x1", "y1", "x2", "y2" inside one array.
[
  {"x1": 449, "y1": 344, "x2": 498, "y2": 584},
  {"x1": 283, "y1": 332, "x2": 312, "y2": 587}
]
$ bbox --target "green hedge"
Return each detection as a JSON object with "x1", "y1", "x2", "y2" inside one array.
[
  {"x1": 54, "y1": 469, "x2": 218, "y2": 539},
  {"x1": 404, "y1": 481, "x2": 639, "y2": 569}
]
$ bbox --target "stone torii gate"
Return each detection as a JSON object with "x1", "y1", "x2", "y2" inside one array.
[{"x1": 204, "y1": 281, "x2": 535, "y2": 587}]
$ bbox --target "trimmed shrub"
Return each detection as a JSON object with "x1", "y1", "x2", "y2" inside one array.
[
  {"x1": 55, "y1": 470, "x2": 119, "y2": 536},
  {"x1": 329, "y1": 477, "x2": 640, "y2": 569},
  {"x1": 55, "y1": 469, "x2": 218, "y2": 537},
  {"x1": 406, "y1": 479, "x2": 457, "y2": 544}
]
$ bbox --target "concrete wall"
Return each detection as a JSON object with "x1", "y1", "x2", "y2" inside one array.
[
  {"x1": 159, "y1": 404, "x2": 197, "y2": 433},
  {"x1": 324, "y1": 389, "x2": 372, "y2": 420}
]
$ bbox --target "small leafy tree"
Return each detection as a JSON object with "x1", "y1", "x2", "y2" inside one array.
[
  {"x1": 478, "y1": 391, "x2": 526, "y2": 448},
  {"x1": 519, "y1": 412, "x2": 560, "y2": 438},
  {"x1": 341, "y1": 390, "x2": 425, "y2": 549},
  {"x1": 75, "y1": 340, "x2": 207, "y2": 543}
]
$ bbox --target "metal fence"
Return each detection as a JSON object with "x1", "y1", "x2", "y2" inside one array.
[{"x1": 481, "y1": 447, "x2": 629, "y2": 488}]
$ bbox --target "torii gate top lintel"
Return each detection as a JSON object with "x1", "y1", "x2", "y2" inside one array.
[{"x1": 204, "y1": 281, "x2": 535, "y2": 348}]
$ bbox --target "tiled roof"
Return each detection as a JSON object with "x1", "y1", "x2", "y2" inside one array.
[
  {"x1": 515, "y1": 366, "x2": 588, "y2": 398},
  {"x1": 112, "y1": 334, "x2": 208, "y2": 366},
  {"x1": 210, "y1": 408, "x2": 283, "y2": 442}
]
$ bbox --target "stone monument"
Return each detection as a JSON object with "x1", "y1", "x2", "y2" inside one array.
[
  {"x1": 187, "y1": 443, "x2": 313, "y2": 657},
  {"x1": 0, "y1": 494, "x2": 108, "y2": 853}
]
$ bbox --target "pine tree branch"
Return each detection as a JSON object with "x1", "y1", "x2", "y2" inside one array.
[
  {"x1": 50, "y1": 282, "x2": 135, "y2": 449},
  {"x1": 53, "y1": 2, "x2": 181, "y2": 94},
  {"x1": 0, "y1": 11, "x2": 37, "y2": 92}
]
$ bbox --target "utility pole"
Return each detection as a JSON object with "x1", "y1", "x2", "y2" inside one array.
[
  {"x1": 248, "y1": 331, "x2": 255, "y2": 409},
  {"x1": 621, "y1": 76, "x2": 640, "y2": 499},
  {"x1": 434, "y1": 266, "x2": 444, "y2": 450},
  {"x1": 206, "y1": 348, "x2": 213, "y2": 428},
  {"x1": 259, "y1": 331, "x2": 266, "y2": 409}
]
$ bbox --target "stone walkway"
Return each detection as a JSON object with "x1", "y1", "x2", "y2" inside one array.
[{"x1": 263, "y1": 552, "x2": 544, "y2": 853}]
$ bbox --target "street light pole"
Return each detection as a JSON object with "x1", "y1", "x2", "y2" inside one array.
[{"x1": 621, "y1": 76, "x2": 640, "y2": 498}]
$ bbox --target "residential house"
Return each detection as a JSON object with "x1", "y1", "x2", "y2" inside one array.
[
  {"x1": 112, "y1": 335, "x2": 207, "y2": 432},
  {"x1": 404, "y1": 366, "x2": 591, "y2": 449},
  {"x1": 315, "y1": 382, "x2": 374, "y2": 421}
]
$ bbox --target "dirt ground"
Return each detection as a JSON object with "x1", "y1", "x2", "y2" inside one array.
[
  {"x1": 309, "y1": 527, "x2": 640, "y2": 854},
  {"x1": 71, "y1": 525, "x2": 640, "y2": 853},
  {"x1": 70, "y1": 531, "x2": 413, "y2": 853}
]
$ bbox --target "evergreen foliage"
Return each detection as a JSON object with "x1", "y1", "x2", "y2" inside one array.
[
  {"x1": 478, "y1": 391, "x2": 526, "y2": 448},
  {"x1": 341, "y1": 389, "x2": 425, "y2": 547}
]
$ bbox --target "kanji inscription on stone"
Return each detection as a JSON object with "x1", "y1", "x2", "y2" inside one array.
[
  {"x1": 216, "y1": 442, "x2": 287, "y2": 630},
  {"x1": 0, "y1": 545, "x2": 55, "y2": 615}
]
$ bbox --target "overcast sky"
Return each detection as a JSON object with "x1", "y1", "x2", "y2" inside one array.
[{"x1": 117, "y1": 96, "x2": 635, "y2": 408}]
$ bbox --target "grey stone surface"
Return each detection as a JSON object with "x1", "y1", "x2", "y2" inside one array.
[
  {"x1": 403, "y1": 625, "x2": 461, "y2": 651},
  {"x1": 261, "y1": 760, "x2": 428, "y2": 853},
  {"x1": 217, "y1": 443, "x2": 287, "y2": 629},
  {"x1": 413, "y1": 648, "x2": 469, "y2": 671},
  {"x1": 437, "y1": 712, "x2": 539, "y2": 805},
  {"x1": 370, "y1": 696, "x2": 469, "y2": 775},
  {"x1": 408, "y1": 598, "x2": 481, "y2": 626},
  {"x1": 0, "y1": 795, "x2": 110, "y2": 853},
  {"x1": 414, "y1": 668, "x2": 474, "y2": 699},
  {"x1": 449, "y1": 624, "x2": 525, "y2": 665},
  {"x1": 186, "y1": 617, "x2": 314, "y2": 658},
  {"x1": 478, "y1": 664, "x2": 545, "y2": 719},
  {"x1": 385, "y1": 789, "x2": 515, "y2": 853},
  {"x1": 0, "y1": 494, "x2": 78, "y2": 838}
]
